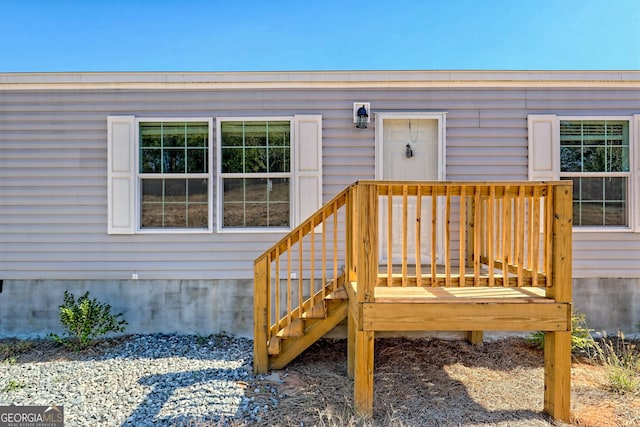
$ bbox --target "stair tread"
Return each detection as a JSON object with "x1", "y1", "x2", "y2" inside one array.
[
  {"x1": 268, "y1": 337, "x2": 281, "y2": 355},
  {"x1": 302, "y1": 302, "x2": 326, "y2": 319},
  {"x1": 276, "y1": 319, "x2": 305, "y2": 338},
  {"x1": 325, "y1": 286, "x2": 348, "y2": 300}
]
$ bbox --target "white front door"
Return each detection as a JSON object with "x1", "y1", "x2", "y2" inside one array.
[{"x1": 375, "y1": 113, "x2": 446, "y2": 265}]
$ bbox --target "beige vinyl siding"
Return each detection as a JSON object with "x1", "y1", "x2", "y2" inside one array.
[{"x1": 1, "y1": 84, "x2": 640, "y2": 280}]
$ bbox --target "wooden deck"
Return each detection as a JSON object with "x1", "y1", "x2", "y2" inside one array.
[{"x1": 254, "y1": 181, "x2": 573, "y2": 422}]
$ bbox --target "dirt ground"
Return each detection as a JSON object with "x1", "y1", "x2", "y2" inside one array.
[{"x1": 254, "y1": 337, "x2": 640, "y2": 427}]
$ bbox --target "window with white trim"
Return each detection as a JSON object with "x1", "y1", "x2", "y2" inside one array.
[
  {"x1": 218, "y1": 120, "x2": 292, "y2": 229},
  {"x1": 107, "y1": 114, "x2": 320, "y2": 235},
  {"x1": 528, "y1": 114, "x2": 637, "y2": 231},
  {"x1": 138, "y1": 120, "x2": 212, "y2": 230},
  {"x1": 560, "y1": 120, "x2": 630, "y2": 227}
]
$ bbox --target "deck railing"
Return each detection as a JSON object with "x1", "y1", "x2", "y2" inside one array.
[
  {"x1": 254, "y1": 181, "x2": 572, "y2": 370},
  {"x1": 253, "y1": 184, "x2": 353, "y2": 373}
]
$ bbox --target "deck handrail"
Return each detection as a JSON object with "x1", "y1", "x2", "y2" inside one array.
[{"x1": 253, "y1": 183, "x2": 354, "y2": 373}]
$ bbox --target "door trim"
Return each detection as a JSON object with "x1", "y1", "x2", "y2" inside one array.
[{"x1": 374, "y1": 112, "x2": 447, "y2": 180}]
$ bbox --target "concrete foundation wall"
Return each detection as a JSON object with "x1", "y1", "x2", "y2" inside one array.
[
  {"x1": 0, "y1": 279, "x2": 254, "y2": 338},
  {"x1": 573, "y1": 278, "x2": 640, "y2": 335},
  {"x1": 0, "y1": 278, "x2": 638, "y2": 339}
]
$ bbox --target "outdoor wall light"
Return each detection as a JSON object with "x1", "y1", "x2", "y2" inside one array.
[
  {"x1": 405, "y1": 143, "x2": 414, "y2": 158},
  {"x1": 353, "y1": 102, "x2": 370, "y2": 129}
]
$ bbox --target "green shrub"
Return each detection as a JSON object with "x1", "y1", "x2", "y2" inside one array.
[
  {"x1": 528, "y1": 310, "x2": 597, "y2": 355},
  {"x1": 50, "y1": 291, "x2": 127, "y2": 350}
]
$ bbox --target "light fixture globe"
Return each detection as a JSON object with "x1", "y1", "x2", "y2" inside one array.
[{"x1": 356, "y1": 104, "x2": 369, "y2": 129}]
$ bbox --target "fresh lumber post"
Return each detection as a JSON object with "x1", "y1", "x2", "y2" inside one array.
[
  {"x1": 354, "y1": 182, "x2": 378, "y2": 417},
  {"x1": 354, "y1": 329, "x2": 374, "y2": 417},
  {"x1": 544, "y1": 182, "x2": 572, "y2": 422},
  {"x1": 253, "y1": 255, "x2": 270, "y2": 374},
  {"x1": 347, "y1": 297, "x2": 356, "y2": 379},
  {"x1": 466, "y1": 331, "x2": 484, "y2": 345}
]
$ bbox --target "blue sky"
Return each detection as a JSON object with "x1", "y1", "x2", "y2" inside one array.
[{"x1": 1, "y1": 0, "x2": 639, "y2": 72}]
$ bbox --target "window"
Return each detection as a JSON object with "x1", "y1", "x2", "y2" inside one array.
[
  {"x1": 560, "y1": 120, "x2": 629, "y2": 227},
  {"x1": 138, "y1": 120, "x2": 212, "y2": 230},
  {"x1": 107, "y1": 115, "x2": 320, "y2": 235},
  {"x1": 218, "y1": 120, "x2": 291, "y2": 229},
  {"x1": 528, "y1": 114, "x2": 637, "y2": 231}
]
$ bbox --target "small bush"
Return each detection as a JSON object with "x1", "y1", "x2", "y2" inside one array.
[
  {"x1": 50, "y1": 291, "x2": 127, "y2": 350},
  {"x1": 596, "y1": 332, "x2": 640, "y2": 395},
  {"x1": 528, "y1": 310, "x2": 598, "y2": 355}
]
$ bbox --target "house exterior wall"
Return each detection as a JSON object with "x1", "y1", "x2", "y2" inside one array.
[{"x1": 1, "y1": 71, "x2": 640, "y2": 336}]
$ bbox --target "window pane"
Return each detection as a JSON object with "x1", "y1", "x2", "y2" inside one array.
[
  {"x1": 187, "y1": 204, "x2": 208, "y2": 228},
  {"x1": 581, "y1": 177, "x2": 603, "y2": 201},
  {"x1": 140, "y1": 123, "x2": 162, "y2": 147},
  {"x1": 187, "y1": 149, "x2": 206, "y2": 173},
  {"x1": 567, "y1": 176, "x2": 627, "y2": 227},
  {"x1": 163, "y1": 203, "x2": 187, "y2": 227},
  {"x1": 244, "y1": 122, "x2": 267, "y2": 146},
  {"x1": 141, "y1": 178, "x2": 208, "y2": 229},
  {"x1": 186, "y1": 122, "x2": 208, "y2": 147},
  {"x1": 165, "y1": 179, "x2": 186, "y2": 202},
  {"x1": 141, "y1": 180, "x2": 163, "y2": 228},
  {"x1": 609, "y1": 147, "x2": 627, "y2": 172},
  {"x1": 560, "y1": 147, "x2": 581, "y2": 172},
  {"x1": 221, "y1": 147, "x2": 243, "y2": 173},
  {"x1": 267, "y1": 121, "x2": 291, "y2": 147},
  {"x1": 187, "y1": 178, "x2": 209, "y2": 228},
  {"x1": 164, "y1": 149, "x2": 185, "y2": 173},
  {"x1": 141, "y1": 149, "x2": 162, "y2": 173},
  {"x1": 163, "y1": 122, "x2": 186, "y2": 147},
  {"x1": 582, "y1": 146, "x2": 605, "y2": 172},
  {"x1": 269, "y1": 147, "x2": 290, "y2": 173},
  {"x1": 560, "y1": 120, "x2": 629, "y2": 173},
  {"x1": 223, "y1": 178, "x2": 290, "y2": 228},
  {"x1": 221, "y1": 122, "x2": 243, "y2": 146},
  {"x1": 245, "y1": 147, "x2": 267, "y2": 173}
]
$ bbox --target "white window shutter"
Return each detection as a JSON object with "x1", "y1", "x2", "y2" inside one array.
[
  {"x1": 107, "y1": 116, "x2": 136, "y2": 234},
  {"x1": 634, "y1": 114, "x2": 640, "y2": 232},
  {"x1": 527, "y1": 114, "x2": 559, "y2": 181},
  {"x1": 293, "y1": 115, "x2": 323, "y2": 226}
]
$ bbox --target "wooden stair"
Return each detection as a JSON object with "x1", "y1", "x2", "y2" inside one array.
[{"x1": 268, "y1": 285, "x2": 349, "y2": 370}]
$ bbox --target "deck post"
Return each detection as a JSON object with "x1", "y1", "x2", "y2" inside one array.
[
  {"x1": 253, "y1": 255, "x2": 270, "y2": 374},
  {"x1": 347, "y1": 302, "x2": 356, "y2": 379},
  {"x1": 354, "y1": 329, "x2": 374, "y2": 417},
  {"x1": 356, "y1": 182, "x2": 378, "y2": 304},
  {"x1": 353, "y1": 182, "x2": 378, "y2": 417},
  {"x1": 543, "y1": 183, "x2": 572, "y2": 422}
]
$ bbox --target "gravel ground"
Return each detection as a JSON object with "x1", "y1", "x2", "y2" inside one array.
[
  {"x1": 3, "y1": 334, "x2": 639, "y2": 426},
  {"x1": 0, "y1": 334, "x2": 274, "y2": 426}
]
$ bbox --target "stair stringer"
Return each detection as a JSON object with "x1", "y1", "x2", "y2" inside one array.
[{"x1": 270, "y1": 298, "x2": 348, "y2": 370}]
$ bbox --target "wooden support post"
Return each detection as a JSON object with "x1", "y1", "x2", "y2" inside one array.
[
  {"x1": 543, "y1": 183, "x2": 573, "y2": 422},
  {"x1": 253, "y1": 256, "x2": 270, "y2": 374},
  {"x1": 347, "y1": 298, "x2": 356, "y2": 379},
  {"x1": 544, "y1": 330, "x2": 571, "y2": 422},
  {"x1": 466, "y1": 331, "x2": 484, "y2": 345},
  {"x1": 354, "y1": 329, "x2": 375, "y2": 417},
  {"x1": 353, "y1": 182, "x2": 377, "y2": 417}
]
